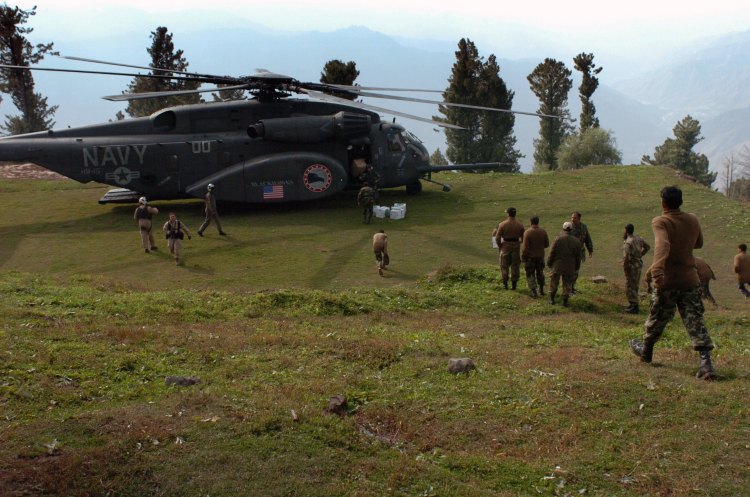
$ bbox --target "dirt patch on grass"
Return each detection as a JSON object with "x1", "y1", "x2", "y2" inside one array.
[{"x1": 0, "y1": 162, "x2": 64, "y2": 179}]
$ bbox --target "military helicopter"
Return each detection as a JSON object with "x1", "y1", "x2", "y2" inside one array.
[{"x1": 0, "y1": 56, "x2": 555, "y2": 204}]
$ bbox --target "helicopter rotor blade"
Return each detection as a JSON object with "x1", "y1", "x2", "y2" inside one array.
[
  {"x1": 0, "y1": 63, "x2": 226, "y2": 84},
  {"x1": 103, "y1": 83, "x2": 250, "y2": 101},
  {"x1": 354, "y1": 89, "x2": 560, "y2": 119},
  {"x1": 56, "y1": 54, "x2": 238, "y2": 83},
  {"x1": 302, "y1": 89, "x2": 465, "y2": 130},
  {"x1": 328, "y1": 84, "x2": 443, "y2": 93}
]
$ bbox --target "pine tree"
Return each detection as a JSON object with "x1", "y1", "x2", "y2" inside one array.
[
  {"x1": 436, "y1": 38, "x2": 520, "y2": 172},
  {"x1": 124, "y1": 27, "x2": 201, "y2": 118},
  {"x1": 320, "y1": 59, "x2": 359, "y2": 100},
  {"x1": 0, "y1": 4, "x2": 57, "y2": 134},
  {"x1": 527, "y1": 58, "x2": 574, "y2": 171},
  {"x1": 430, "y1": 148, "x2": 448, "y2": 165},
  {"x1": 573, "y1": 52, "x2": 602, "y2": 131},
  {"x1": 641, "y1": 115, "x2": 717, "y2": 187}
]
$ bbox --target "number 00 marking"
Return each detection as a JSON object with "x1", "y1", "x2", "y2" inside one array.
[{"x1": 192, "y1": 141, "x2": 211, "y2": 154}]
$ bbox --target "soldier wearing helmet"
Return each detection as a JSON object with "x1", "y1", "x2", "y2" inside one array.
[
  {"x1": 197, "y1": 183, "x2": 227, "y2": 236},
  {"x1": 133, "y1": 196, "x2": 159, "y2": 253}
]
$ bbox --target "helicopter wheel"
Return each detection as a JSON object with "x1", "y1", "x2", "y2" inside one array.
[{"x1": 406, "y1": 180, "x2": 422, "y2": 195}]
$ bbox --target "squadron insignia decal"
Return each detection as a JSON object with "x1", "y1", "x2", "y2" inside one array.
[{"x1": 303, "y1": 164, "x2": 333, "y2": 193}]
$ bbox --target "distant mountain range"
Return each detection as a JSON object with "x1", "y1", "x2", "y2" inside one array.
[{"x1": 7, "y1": 24, "x2": 750, "y2": 177}]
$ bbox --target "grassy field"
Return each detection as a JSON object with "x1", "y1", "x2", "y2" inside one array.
[{"x1": 1, "y1": 166, "x2": 750, "y2": 496}]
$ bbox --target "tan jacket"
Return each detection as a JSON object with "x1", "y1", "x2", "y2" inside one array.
[
  {"x1": 547, "y1": 232, "x2": 582, "y2": 275},
  {"x1": 372, "y1": 232, "x2": 388, "y2": 253},
  {"x1": 734, "y1": 252, "x2": 750, "y2": 284},
  {"x1": 648, "y1": 208, "x2": 702, "y2": 290},
  {"x1": 521, "y1": 225, "x2": 549, "y2": 260},
  {"x1": 494, "y1": 218, "x2": 525, "y2": 254}
]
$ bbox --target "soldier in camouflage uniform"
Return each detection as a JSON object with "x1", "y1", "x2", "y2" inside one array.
[
  {"x1": 357, "y1": 182, "x2": 377, "y2": 224},
  {"x1": 494, "y1": 207, "x2": 525, "y2": 290},
  {"x1": 622, "y1": 223, "x2": 650, "y2": 314},
  {"x1": 569, "y1": 211, "x2": 593, "y2": 293},
  {"x1": 630, "y1": 186, "x2": 716, "y2": 380}
]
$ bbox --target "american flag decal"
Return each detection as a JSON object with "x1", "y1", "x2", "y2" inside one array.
[{"x1": 263, "y1": 184, "x2": 284, "y2": 200}]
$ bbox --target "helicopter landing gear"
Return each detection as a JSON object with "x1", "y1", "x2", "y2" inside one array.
[
  {"x1": 406, "y1": 180, "x2": 422, "y2": 195},
  {"x1": 423, "y1": 177, "x2": 452, "y2": 192}
]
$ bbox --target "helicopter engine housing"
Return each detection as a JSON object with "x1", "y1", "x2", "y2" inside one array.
[{"x1": 247, "y1": 111, "x2": 371, "y2": 143}]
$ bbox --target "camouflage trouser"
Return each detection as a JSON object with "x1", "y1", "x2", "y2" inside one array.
[
  {"x1": 739, "y1": 283, "x2": 750, "y2": 298},
  {"x1": 524, "y1": 257, "x2": 545, "y2": 292},
  {"x1": 361, "y1": 201, "x2": 374, "y2": 224},
  {"x1": 643, "y1": 286, "x2": 714, "y2": 351},
  {"x1": 500, "y1": 250, "x2": 521, "y2": 284},
  {"x1": 549, "y1": 271, "x2": 574, "y2": 298},
  {"x1": 624, "y1": 262, "x2": 643, "y2": 305}
]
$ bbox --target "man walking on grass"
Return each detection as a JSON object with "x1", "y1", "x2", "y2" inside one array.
[{"x1": 629, "y1": 186, "x2": 716, "y2": 380}]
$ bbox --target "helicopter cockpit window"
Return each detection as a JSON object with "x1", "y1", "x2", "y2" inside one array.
[
  {"x1": 403, "y1": 130, "x2": 422, "y2": 144},
  {"x1": 387, "y1": 133, "x2": 405, "y2": 153}
]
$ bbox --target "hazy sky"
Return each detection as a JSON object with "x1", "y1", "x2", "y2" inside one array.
[{"x1": 16, "y1": 0, "x2": 750, "y2": 59}]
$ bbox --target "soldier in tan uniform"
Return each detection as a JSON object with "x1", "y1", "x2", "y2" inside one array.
[
  {"x1": 372, "y1": 229, "x2": 389, "y2": 276},
  {"x1": 622, "y1": 223, "x2": 650, "y2": 314},
  {"x1": 133, "y1": 196, "x2": 159, "y2": 253},
  {"x1": 630, "y1": 186, "x2": 716, "y2": 380},
  {"x1": 197, "y1": 183, "x2": 227, "y2": 236},
  {"x1": 521, "y1": 215, "x2": 549, "y2": 298},
  {"x1": 163, "y1": 212, "x2": 192, "y2": 266},
  {"x1": 734, "y1": 243, "x2": 750, "y2": 298},
  {"x1": 493, "y1": 207, "x2": 525, "y2": 290},
  {"x1": 546, "y1": 222, "x2": 582, "y2": 307}
]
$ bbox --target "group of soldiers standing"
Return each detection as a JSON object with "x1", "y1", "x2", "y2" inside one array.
[
  {"x1": 493, "y1": 208, "x2": 593, "y2": 307},
  {"x1": 132, "y1": 183, "x2": 226, "y2": 266},
  {"x1": 493, "y1": 185, "x2": 750, "y2": 381}
]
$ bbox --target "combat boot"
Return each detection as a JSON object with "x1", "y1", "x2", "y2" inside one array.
[
  {"x1": 629, "y1": 339, "x2": 653, "y2": 363},
  {"x1": 626, "y1": 304, "x2": 639, "y2": 314},
  {"x1": 562, "y1": 295, "x2": 569, "y2": 307},
  {"x1": 503, "y1": 281, "x2": 508, "y2": 290},
  {"x1": 695, "y1": 350, "x2": 716, "y2": 380}
]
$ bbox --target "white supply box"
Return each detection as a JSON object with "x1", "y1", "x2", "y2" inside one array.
[
  {"x1": 374, "y1": 205, "x2": 389, "y2": 218},
  {"x1": 392, "y1": 203, "x2": 406, "y2": 216},
  {"x1": 390, "y1": 207, "x2": 405, "y2": 220}
]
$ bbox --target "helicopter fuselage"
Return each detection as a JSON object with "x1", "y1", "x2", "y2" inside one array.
[{"x1": 0, "y1": 99, "x2": 431, "y2": 203}]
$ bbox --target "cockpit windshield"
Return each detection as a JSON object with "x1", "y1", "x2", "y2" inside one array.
[
  {"x1": 402, "y1": 130, "x2": 422, "y2": 145},
  {"x1": 387, "y1": 132, "x2": 405, "y2": 152}
]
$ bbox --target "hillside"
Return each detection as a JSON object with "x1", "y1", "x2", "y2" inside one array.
[
  {"x1": 1, "y1": 165, "x2": 748, "y2": 301},
  {"x1": 1, "y1": 166, "x2": 750, "y2": 496}
]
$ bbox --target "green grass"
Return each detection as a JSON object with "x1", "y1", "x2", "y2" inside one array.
[{"x1": 1, "y1": 165, "x2": 750, "y2": 496}]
